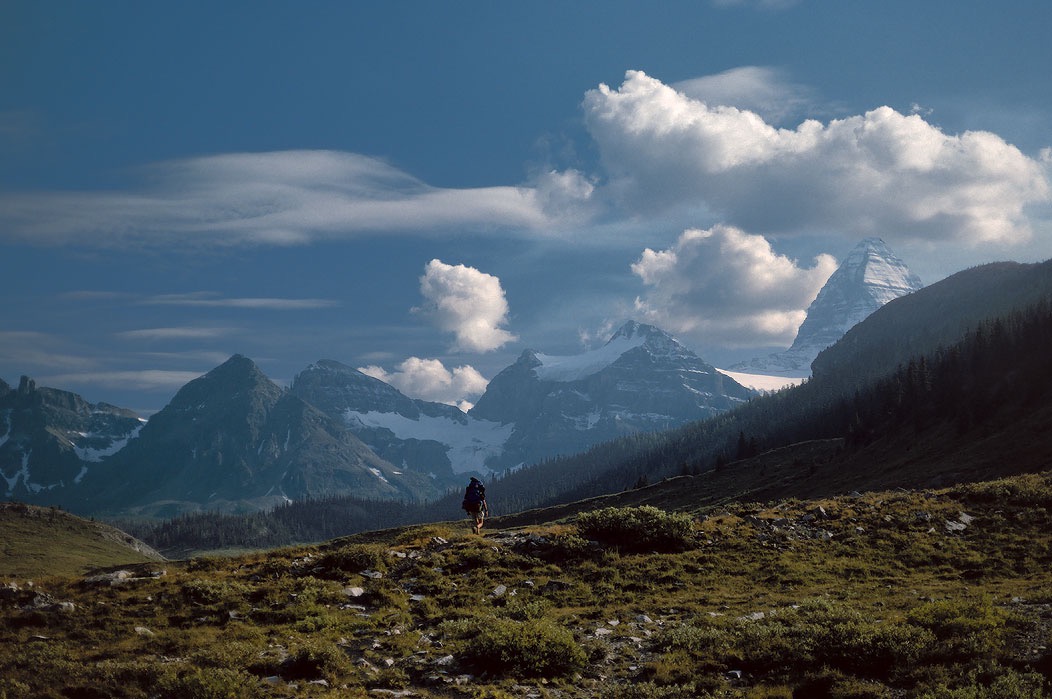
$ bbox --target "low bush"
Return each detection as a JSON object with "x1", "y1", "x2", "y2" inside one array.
[
  {"x1": 575, "y1": 506, "x2": 696, "y2": 553},
  {"x1": 312, "y1": 543, "x2": 388, "y2": 579},
  {"x1": 906, "y1": 596, "x2": 1011, "y2": 661},
  {"x1": 154, "y1": 667, "x2": 258, "y2": 699},
  {"x1": 460, "y1": 616, "x2": 586, "y2": 678}
]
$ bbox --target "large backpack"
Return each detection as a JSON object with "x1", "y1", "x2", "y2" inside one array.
[{"x1": 462, "y1": 480, "x2": 485, "y2": 510}]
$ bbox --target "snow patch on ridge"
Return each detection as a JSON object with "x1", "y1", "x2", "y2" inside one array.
[
  {"x1": 718, "y1": 369, "x2": 807, "y2": 393},
  {"x1": 73, "y1": 423, "x2": 145, "y2": 462},
  {"x1": 345, "y1": 410, "x2": 514, "y2": 475},
  {"x1": 534, "y1": 333, "x2": 647, "y2": 382}
]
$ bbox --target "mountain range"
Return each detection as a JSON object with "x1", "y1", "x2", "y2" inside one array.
[
  {"x1": 6, "y1": 240, "x2": 1023, "y2": 521},
  {"x1": 0, "y1": 322, "x2": 756, "y2": 516}
]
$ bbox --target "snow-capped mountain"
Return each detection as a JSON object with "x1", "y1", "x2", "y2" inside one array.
[
  {"x1": 292, "y1": 323, "x2": 753, "y2": 480},
  {"x1": 290, "y1": 360, "x2": 511, "y2": 488},
  {"x1": 0, "y1": 376, "x2": 143, "y2": 505},
  {"x1": 470, "y1": 321, "x2": 755, "y2": 471},
  {"x1": 730, "y1": 238, "x2": 923, "y2": 376}
]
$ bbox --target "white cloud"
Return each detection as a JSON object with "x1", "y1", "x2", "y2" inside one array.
[
  {"x1": 673, "y1": 66, "x2": 819, "y2": 124},
  {"x1": 631, "y1": 225, "x2": 837, "y2": 346},
  {"x1": 584, "y1": 71, "x2": 1051, "y2": 246},
  {"x1": 37, "y1": 370, "x2": 206, "y2": 391},
  {"x1": 0, "y1": 331, "x2": 98, "y2": 372},
  {"x1": 0, "y1": 151, "x2": 577, "y2": 247},
  {"x1": 116, "y1": 327, "x2": 236, "y2": 341},
  {"x1": 359, "y1": 357, "x2": 488, "y2": 411},
  {"x1": 140, "y1": 292, "x2": 339, "y2": 310},
  {"x1": 416, "y1": 259, "x2": 518, "y2": 353}
]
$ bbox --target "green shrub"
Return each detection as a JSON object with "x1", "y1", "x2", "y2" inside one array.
[
  {"x1": 500, "y1": 596, "x2": 552, "y2": 621},
  {"x1": 280, "y1": 640, "x2": 351, "y2": 681},
  {"x1": 606, "y1": 680, "x2": 709, "y2": 698},
  {"x1": 312, "y1": 543, "x2": 388, "y2": 579},
  {"x1": 461, "y1": 617, "x2": 586, "y2": 678},
  {"x1": 576, "y1": 506, "x2": 696, "y2": 553},
  {"x1": 906, "y1": 596, "x2": 1011, "y2": 661},
  {"x1": 658, "y1": 622, "x2": 730, "y2": 656},
  {"x1": 914, "y1": 661, "x2": 1048, "y2": 698},
  {"x1": 154, "y1": 667, "x2": 257, "y2": 699},
  {"x1": 529, "y1": 532, "x2": 599, "y2": 563},
  {"x1": 180, "y1": 578, "x2": 250, "y2": 606}
]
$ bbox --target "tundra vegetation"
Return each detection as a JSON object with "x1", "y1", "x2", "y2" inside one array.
[{"x1": 2, "y1": 472, "x2": 1051, "y2": 698}]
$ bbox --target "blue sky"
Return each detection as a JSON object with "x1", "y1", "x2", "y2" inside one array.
[{"x1": 2, "y1": 1, "x2": 1051, "y2": 414}]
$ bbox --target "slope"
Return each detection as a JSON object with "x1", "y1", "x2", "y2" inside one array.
[
  {"x1": 2, "y1": 472, "x2": 1050, "y2": 698},
  {"x1": 472, "y1": 289, "x2": 1052, "y2": 518},
  {"x1": 814, "y1": 258, "x2": 1052, "y2": 386},
  {"x1": 0, "y1": 502, "x2": 164, "y2": 578}
]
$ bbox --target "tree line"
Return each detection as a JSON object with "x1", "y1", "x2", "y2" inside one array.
[{"x1": 119, "y1": 298, "x2": 1052, "y2": 554}]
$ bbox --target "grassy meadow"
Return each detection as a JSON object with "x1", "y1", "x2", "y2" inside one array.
[{"x1": 2, "y1": 471, "x2": 1051, "y2": 698}]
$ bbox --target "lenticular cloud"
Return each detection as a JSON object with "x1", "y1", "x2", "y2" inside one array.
[{"x1": 584, "y1": 70, "x2": 1050, "y2": 244}]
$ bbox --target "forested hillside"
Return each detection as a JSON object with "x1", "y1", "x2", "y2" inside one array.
[
  {"x1": 484, "y1": 297, "x2": 1052, "y2": 513},
  {"x1": 123, "y1": 298, "x2": 1052, "y2": 555}
]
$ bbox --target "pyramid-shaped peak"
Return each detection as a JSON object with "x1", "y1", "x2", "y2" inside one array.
[
  {"x1": 167, "y1": 354, "x2": 277, "y2": 410},
  {"x1": 206, "y1": 354, "x2": 267, "y2": 381},
  {"x1": 835, "y1": 238, "x2": 923, "y2": 301},
  {"x1": 607, "y1": 320, "x2": 672, "y2": 344}
]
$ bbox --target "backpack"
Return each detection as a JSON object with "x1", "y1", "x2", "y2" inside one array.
[{"x1": 462, "y1": 480, "x2": 485, "y2": 510}]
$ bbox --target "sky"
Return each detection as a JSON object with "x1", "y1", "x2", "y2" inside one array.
[{"x1": 2, "y1": 1, "x2": 1051, "y2": 415}]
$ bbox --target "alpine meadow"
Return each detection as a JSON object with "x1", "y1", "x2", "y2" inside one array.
[{"x1": 4, "y1": 3, "x2": 1052, "y2": 698}]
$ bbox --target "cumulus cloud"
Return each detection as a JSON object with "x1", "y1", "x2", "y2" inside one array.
[
  {"x1": 631, "y1": 225, "x2": 837, "y2": 346},
  {"x1": 0, "y1": 151, "x2": 581, "y2": 247},
  {"x1": 584, "y1": 71, "x2": 1051, "y2": 245},
  {"x1": 416, "y1": 259, "x2": 518, "y2": 353},
  {"x1": 359, "y1": 357, "x2": 488, "y2": 412}
]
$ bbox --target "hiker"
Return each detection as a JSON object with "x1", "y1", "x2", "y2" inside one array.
[{"x1": 461, "y1": 476, "x2": 488, "y2": 534}]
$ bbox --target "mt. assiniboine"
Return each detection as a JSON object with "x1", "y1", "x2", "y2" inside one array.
[{"x1": 731, "y1": 237, "x2": 924, "y2": 376}]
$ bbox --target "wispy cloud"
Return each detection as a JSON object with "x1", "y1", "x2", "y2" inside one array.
[
  {"x1": 0, "y1": 151, "x2": 589, "y2": 247},
  {"x1": 140, "y1": 292, "x2": 340, "y2": 310},
  {"x1": 673, "y1": 66, "x2": 822, "y2": 125},
  {"x1": 37, "y1": 370, "x2": 206, "y2": 391},
  {"x1": 0, "y1": 331, "x2": 100, "y2": 373},
  {"x1": 116, "y1": 326, "x2": 237, "y2": 341}
]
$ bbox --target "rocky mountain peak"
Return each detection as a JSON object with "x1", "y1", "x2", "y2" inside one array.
[
  {"x1": 167, "y1": 354, "x2": 278, "y2": 411},
  {"x1": 731, "y1": 238, "x2": 923, "y2": 376}
]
